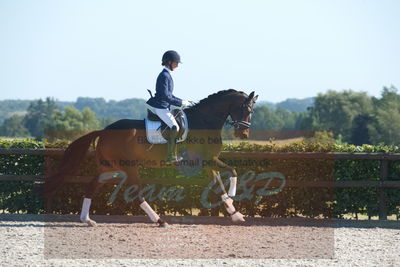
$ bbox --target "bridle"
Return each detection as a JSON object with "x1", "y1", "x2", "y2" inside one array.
[{"x1": 225, "y1": 101, "x2": 254, "y2": 130}]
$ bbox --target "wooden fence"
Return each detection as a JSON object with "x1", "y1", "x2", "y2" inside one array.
[{"x1": 1, "y1": 148, "x2": 399, "y2": 220}]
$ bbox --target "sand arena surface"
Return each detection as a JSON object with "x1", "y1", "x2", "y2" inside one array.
[{"x1": 0, "y1": 215, "x2": 399, "y2": 266}]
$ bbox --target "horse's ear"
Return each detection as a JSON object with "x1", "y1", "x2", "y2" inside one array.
[
  {"x1": 248, "y1": 91, "x2": 258, "y2": 102},
  {"x1": 252, "y1": 95, "x2": 258, "y2": 102}
]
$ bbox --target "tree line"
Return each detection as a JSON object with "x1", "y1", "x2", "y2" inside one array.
[
  {"x1": 0, "y1": 86, "x2": 399, "y2": 145},
  {"x1": 0, "y1": 97, "x2": 148, "y2": 140}
]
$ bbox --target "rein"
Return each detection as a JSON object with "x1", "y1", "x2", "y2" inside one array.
[{"x1": 189, "y1": 100, "x2": 253, "y2": 130}]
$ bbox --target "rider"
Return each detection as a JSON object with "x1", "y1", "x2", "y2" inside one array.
[{"x1": 146, "y1": 50, "x2": 191, "y2": 163}]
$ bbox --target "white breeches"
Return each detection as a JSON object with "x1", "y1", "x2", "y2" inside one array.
[{"x1": 154, "y1": 108, "x2": 180, "y2": 131}]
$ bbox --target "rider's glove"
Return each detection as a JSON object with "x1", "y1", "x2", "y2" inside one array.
[{"x1": 182, "y1": 100, "x2": 192, "y2": 107}]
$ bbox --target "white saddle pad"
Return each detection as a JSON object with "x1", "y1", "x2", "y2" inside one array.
[{"x1": 144, "y1": 111, "x2": 188, "y2": 144}]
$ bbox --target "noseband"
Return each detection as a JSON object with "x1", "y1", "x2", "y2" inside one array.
[{"x1": 226, "y1": 119, "x2": 251, "y2": 129}]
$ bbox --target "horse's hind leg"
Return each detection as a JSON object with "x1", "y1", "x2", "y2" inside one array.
[
  {"x1": 80, "y1": 170, "x2": 126, "y2": 226},
  {"x1": 80, "y1": 176, "x2": 104, "y2": 226},
  {"x1": 137, "y1": 196, "x2": 168, "y2": 227},
  {"x1": 126, "y1": 171, "x2": 168, "y2": 228}
]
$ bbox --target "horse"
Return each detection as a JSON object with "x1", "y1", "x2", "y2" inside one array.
[{"x1": 44, "y1": 89, "x2": 258, "y2": 227}]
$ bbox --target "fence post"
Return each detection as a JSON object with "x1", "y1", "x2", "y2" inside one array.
[{"x1": 379, "y1": 160, "x2": 389, "y2": 220}]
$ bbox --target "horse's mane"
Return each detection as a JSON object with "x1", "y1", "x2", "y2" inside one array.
[{"x1": 188, "y1": 89, "x2": 246, "y2": 110}]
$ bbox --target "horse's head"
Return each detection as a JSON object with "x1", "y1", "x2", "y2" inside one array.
[{"x1": 228, "y1": 91, "x2": 258, "y2": 139}]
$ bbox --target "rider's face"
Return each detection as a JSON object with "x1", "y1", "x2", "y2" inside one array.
[{"x1": 170, "y1": 61, "x2": 179, "y2": 71}]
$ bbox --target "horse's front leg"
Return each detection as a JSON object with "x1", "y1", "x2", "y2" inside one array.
[
  {"x1": 212, "y1": 156, "x2": 238, "y2": 197},
  {"x1": 211, "y1": 157, "x2": 245, "y2": 222}
]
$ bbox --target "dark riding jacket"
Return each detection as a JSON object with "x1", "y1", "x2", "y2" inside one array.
[{"x1": 147, "y1": 68, "x2": 183, "y2": 109}]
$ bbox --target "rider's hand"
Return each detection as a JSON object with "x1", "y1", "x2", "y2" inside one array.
[{"x1": 182, "y1": 100, "x2": 192, "y2": 107}]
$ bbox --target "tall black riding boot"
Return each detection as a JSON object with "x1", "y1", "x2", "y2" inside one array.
[{"x1": 165, "y1": 126, "x2": 181, "y2": 164}]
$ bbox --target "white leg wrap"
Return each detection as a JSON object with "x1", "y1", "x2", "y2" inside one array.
[
  {"x1": 140, "y1": 201, "x2": 160, "y2": 223},
  {"x1": 221, "y1": 193, "x2": 236, "y2": 214},
  {"x1": 80, "y1": 198, "x2": 97, "y2": 226},
  {"x1": 80, "y1": 198, "x2": 91, "y2": 221},
  {"x1": 228, "y1": 177, "x2": 237, "y2": 197}
]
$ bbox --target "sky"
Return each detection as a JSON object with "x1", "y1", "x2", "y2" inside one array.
[{"x1": 0, "y1": 0, "x2": 399, "y2": 103}]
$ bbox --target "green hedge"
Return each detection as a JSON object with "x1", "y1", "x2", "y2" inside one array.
[{"x1": 0, "y1": 138, "x2": 399, "y2": 219}]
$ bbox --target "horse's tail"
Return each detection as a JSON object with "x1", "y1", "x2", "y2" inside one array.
[{"x1": 44, "y1": 130, "x2": 103, "y2": 196}]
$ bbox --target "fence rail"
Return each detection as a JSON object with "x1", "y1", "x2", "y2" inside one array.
[{"x1": 1, "y1": 148, "x2": 399, "y2": 220}]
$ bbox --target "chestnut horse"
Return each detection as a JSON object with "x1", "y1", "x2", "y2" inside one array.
[{"x1": 45, "y1": 89, "x2": 258, "y2": 227}]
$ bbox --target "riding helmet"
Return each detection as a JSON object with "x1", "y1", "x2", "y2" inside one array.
[{"x1": 162, "y1": 50, "x2": 182, "y2": 64}]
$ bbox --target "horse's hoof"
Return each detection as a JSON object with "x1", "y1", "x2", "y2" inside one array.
[
  {"x1": 82, "y1": 219, "x2": 97, "y2": 227},
  {"x1": 87, "y1": 219, "x2": 97, "y2": 227},
  {"x1": 159, "y1": 222, "x2": 169, "y2": 228},
  {"x1": 231, "y1": 212, "x2": 245, "y2": 222}
]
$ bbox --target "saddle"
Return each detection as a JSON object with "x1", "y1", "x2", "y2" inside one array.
[{"x1": 145, "y1": 109, "x2": 188, "y2": 144}]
